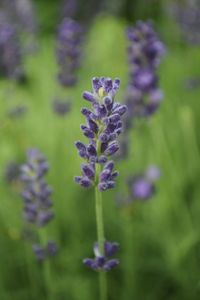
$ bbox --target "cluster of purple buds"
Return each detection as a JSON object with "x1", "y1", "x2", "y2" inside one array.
[
  {"x1": 75, "y1": 77, "x2": 127, "y2": 191},
  {"x1": 0, "y1": 18, "x2": 23, "y2": 80},
  {"x1": 20, "y1": 149, "x2": 54, "y2": 227},
  {"x1": 128, "y1": 165, "x2": 161, "y2": 201},
  {"x1": 56, "y1": 18, "x2": 82, "y2": 87},
  {"x1": 20, "y1": 149, "x2": 56, "y2": 260},
  {"x1": 32, "y1": 241, "x2": 58, "y2": 262},
  {"x1": 125, "y1": 21, "x2": 165, "y2": 124},
  {"x1": 170, "y1": 1, "x2": 200, "y2": 45},
  {"x1": 83, "y1": 241, "x2": 119, "y2": 272}
]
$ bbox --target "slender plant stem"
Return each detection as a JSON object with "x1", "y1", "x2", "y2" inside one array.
[
  {"x1": 95, "y1": 163, "x2": 107, "y2": 300},
  {"x1": 39, "y1": 228, "x2": 53, "y2": 300}
]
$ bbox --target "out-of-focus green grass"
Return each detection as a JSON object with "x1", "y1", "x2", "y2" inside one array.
[{"x1": 1, "y1": 15, "x2": 200, "y2": 300}]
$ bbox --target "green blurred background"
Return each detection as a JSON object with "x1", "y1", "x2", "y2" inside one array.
[{"x1": 1, "y1": 0, "x2": 200, "y2": 299}]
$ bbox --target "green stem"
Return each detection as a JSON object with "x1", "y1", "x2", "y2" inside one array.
[
  {"x1": 95, "y1": 163, "x2": 107, "y2": 300},
  {"x1": 39, "y1": 229, "x2": 53, "y2": 300},
  {"x1": 95, "y1": 184, "x2": 105, "y2": 255}
]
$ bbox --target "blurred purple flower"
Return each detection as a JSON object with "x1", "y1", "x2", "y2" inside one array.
[
  {"x1": 56, "y1": 18, "x2": 82, "y2": 87},
  {"x1": 128, "y1": 166, "x2": 161, "y2": 201},
  {"x1": 20, "y1": 149, "x2": 57, "y2": 261},
  {"x1": 0, "y1": 18, "x2": 24, "y2": 80},
  {"x1": 118, "y1": 21, "x2": 165, "y2": 160},
  {"x1": 169, "y1": 1, "x2": 200, "y2": 45},
  {"x1": 4, "y1": 161, "x2": 20, "y2": 183},
  {"x1": 52, "y1": 98, "x2": 70, "y2": 116},
  {"x1": 125, "y1": 21, "x2": 165, "y2": 120},
  {"x1": 32, "y1": 240, "x2": 58, "y2": 262},
  {"x1": 83, "y1": 241, "x2": 119, "y2": 272}
]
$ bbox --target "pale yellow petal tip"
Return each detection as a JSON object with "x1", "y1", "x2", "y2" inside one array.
[{"x1": 98, "y1": 87, "x2": 107, "y2": 98}]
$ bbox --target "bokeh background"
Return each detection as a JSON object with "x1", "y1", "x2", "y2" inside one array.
[{"x1": 1, "y1": 0, "x2": 200, "y2": 299}]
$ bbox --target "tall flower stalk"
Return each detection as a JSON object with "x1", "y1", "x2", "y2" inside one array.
[
  {"x1": 119, "y1": 21, "x2": 165, "y2": 159},
  {"x1": 56, "y1": 17, "x2": 82, "y2": 88},
  {"x1": 0, "y1": 17, "x2": 24, "y2": 81},
  {"x1": 54, "y1": 17, "x2": 82, "y2": 116},
  {"x1": 75, "y1": 77, "x2": 127, "y2": 300},
  {"x1": 20, "y1": 149, "x2": 57, "y2": 299}
]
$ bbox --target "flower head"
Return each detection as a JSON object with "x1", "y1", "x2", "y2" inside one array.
[
  {"x1": 20, "y1": 149, "x2": 57, "y2": 260},
  {"x1": 75, "y1": 77, "x2": 127, "y2": 191}
]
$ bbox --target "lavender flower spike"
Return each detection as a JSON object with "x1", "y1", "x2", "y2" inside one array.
[
  {"x1": 118, "y1": 21, "x2": 165, "y2": 159},
  {"x1": 125, "y1": 21, "x2": 165, "y2": 120},
  {"x1": 56, "y1": 18, "x2": 82, "y2": 87},
  {"x1": 0, "y1": 18, "x2": 24, "y2": 80},
  {"x1": 20, "y1": 149, "x2": 57, "y2": 260},
  {"x1": 75, "y1": 77, "x2": 127, "y2": 191}
]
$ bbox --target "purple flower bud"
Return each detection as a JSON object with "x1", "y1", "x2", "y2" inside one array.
[
  {"x1": 99, "y1": 133, "x2": 109, "y2": 142},
  {"x1": 104, "y1": 161, "x2": 114, "y2": 172},
  {"x1": 32, "y1": 244, "x2": 46, "y2": 262},
  {"x1": 106, "y1": 181, "x2": 115, "y2": 189},
  {"x1": 98, "y1": 156, "x2": 107, "y2": 164},
  {"x1": 80, "y1": 177, "x2": 92, "y2": 188},
  {"x1": 113, "y1": 104, "x2": 127, "y2": 116},
  {"x1": 37, "y1": 211, "x2": 54, "y2": 227},
  {"x1": 111, "y1": 171, "x2": 119, "y2": 179},
  {"x1": 99, "y1": 169, "x2": 111, "y2": 182},
  {"x1": 83, "y1": 91, "x2": 96, "y2": 103},
  {"x1": 92, "y1": 77, "x2": 101, "y2": 93},
  {"x1": 96, "y1": 105, "x2": 107, "y2": 118},
  {"x1": 74, "y1": 176, "x2": 82, "y2": 184},
  {"x1": 106, "y1": 123, "x2": 117, "y2": 134},
  {"x1": 81, "y1": 164, "x2": 95, "y2": 179},
  {"x1": 83, "y1": 258, "x2": 95, "y2": 268},
  {"x1": 87, "y1": 144, "x2": 97, "y2": 157},
  {"x1": 105, "y1": 142, "x2": 119, "y2": 156},
  {"x1": 81, "y1": 107, "x2": 92, "y2": 117},
  {"x1": 101, "y1": 142, "x2": 108, "y2": 153},
  {"x1": 109, "y1": 113, "x2": 120, "y2": 124},
  {"x1": 88, "y1": 118, "x2": 98, "y2": 134},
  {"x1": 75, "y1": 141, "x2": 86, "y2": 152},
  {"x1": 134, "y1": 69, "x2": 157, "y2": 91},
  {"x1": 47, "y1": 241, "x2": 58, "y2": 256},
  {"x1": 103, "y1": 259, "x2": 119, "y2": 271},
  {"x1": 105, "y1": 241, "x2": 119, "y2": 257},
  {"x1": 104, "y1": 96, "x2": 113, "y2": 111},
  {"x1": 81, "y1": 126, "x2": 95, "y2": 139},
  {"x1": 98, "y1": 182, "x2": 108, "y2": 191}
]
